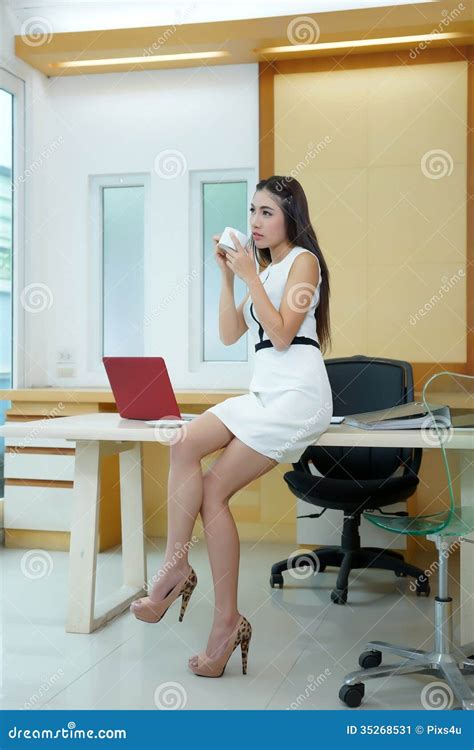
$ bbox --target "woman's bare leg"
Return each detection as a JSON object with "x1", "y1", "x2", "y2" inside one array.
[
  {"x1": 190, "y1": 438, "x2": 278, "y2": 662},
  {"x1": 148, "y1": 412, "x2": 234, "y2": 602}
]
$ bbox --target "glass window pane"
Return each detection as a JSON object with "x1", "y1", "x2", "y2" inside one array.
[
  {"x1": 0, "y1": 88, "x2": 13, "y2": 499},
  {"x1": 202, "y1": 181, "x2": 248, "y2": 361},
  {"x1": 102, "y1": 185, "x2": 144, "y2": 356}
]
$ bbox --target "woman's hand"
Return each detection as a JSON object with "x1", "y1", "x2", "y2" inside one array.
[
  {"x1": 213, "y1": 234, "x2": 234, "y2": 278},
  {"x1": 224, "y1": 232, "x2": 257, "y2": 284}
]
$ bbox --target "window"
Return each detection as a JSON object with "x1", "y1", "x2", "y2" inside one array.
[
  {"x1": 189, "y1": 168, "x2": 256, "y2": 379},
  {"x1": 102, "y1": 185, "x2": 145, "y2": 356},
  {"x1": 88, "y1": 174, "x2": 149, "y2": 370},
  {"x1": 202, "y1": 181, "x2": 248, "y2": 361},
  {"x1": 0, "y1": 69, "x2": 25, "y2": 498},
  {"x1": 0, "y1": 88, "x2": 12, "y2": 393}
]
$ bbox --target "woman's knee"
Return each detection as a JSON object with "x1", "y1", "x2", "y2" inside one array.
[
  {"x1": 169, "y1": 436, "x2": 200, "y2": 464},
  {"x1": 169, "y1": 414, "x2": 233, "y2": 465},
  {"x1": 200, "y1": 472, "x2": 230, "y2": 513}
]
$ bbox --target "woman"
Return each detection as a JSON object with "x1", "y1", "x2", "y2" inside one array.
[{"x1": 130, "y1": 175, "x2": 333, "y2": 678}]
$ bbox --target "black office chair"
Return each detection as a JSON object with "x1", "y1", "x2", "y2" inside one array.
[{"x1": 270, "y1": 355, "x2": 430, "y2": 604}]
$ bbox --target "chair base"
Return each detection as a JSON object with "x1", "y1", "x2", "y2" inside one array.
[
  {"x1": 270, "y1": 545, "x2": 430, "y2": 604},
  {"x1": 340, "y1": 640, "x2": 474, "y2": 710},
  {"x1": 337, "y1": 533, "x2": 474, "y2": 709}
]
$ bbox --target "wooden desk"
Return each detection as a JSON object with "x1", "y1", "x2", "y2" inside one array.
[
  {"x1": 0, "y1": 413, "x2": 472, "y2": 641},
  {"x1": 0, "y1": 387, "x2": 454, "y2": 554},
  {"x1": 0, "y1": 388, "x2": 246, "y2": 551}
]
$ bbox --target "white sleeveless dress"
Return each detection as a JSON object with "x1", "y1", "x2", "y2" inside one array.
[{"x1": 205, "y1": 246, "x2": 333, "y2": 463}]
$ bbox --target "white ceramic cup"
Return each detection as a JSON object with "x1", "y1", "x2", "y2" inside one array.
[{"x1": 218, "y1": 226, "x2": 248, "y2": 253}]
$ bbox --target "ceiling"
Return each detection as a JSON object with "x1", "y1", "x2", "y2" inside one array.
[
  {"x1": 10, "y1": 0, "x2": 474, "y2": 77},
  {"x1": 7, "y1": 0, "x2": 437, "y2": 33}
]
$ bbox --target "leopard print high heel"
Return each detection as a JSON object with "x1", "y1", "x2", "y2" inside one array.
[
  {"x1": 188, "y1": 615, "x2": 252, "y2": 677},
  {"x1": 130, "y1": 566, "x2": 198, "y2": 623}
]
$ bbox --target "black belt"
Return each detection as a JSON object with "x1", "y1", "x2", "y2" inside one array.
[
  {"x1": 249, "y1": 302, "x2": 320, "y2": 353},
  {"x1": 255, "y1": 336, "x2": 320, "y2": 352},
  {"x1": 250, "y1": 302, "x2": 321, "y2": 352}
]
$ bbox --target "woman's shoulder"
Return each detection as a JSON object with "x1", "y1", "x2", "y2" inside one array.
[
  {"x1": 286, "y1": 247, "x2": 322, "y2": 282},
  {"x1": 292, "y1": 245, "x2": 316, "y2": 258},
  {"x1": 288, "y1": 246, "x2": 320, "y2": 268}
]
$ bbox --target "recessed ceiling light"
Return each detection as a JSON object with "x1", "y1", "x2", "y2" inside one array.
[
  {"x1": 49, "y1": 50, "x2": 230, "y2": 69},
  {"x1": 256, "y1": 32, "x2": 468, "y2": 55}
]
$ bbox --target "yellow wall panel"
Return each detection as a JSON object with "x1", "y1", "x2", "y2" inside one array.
[
  {"x1": 274, "y1": 60, "x2": 468, "y2": 363},
  {"x1": 367, "y1": 263, "x2": 466, "y2": 361}
]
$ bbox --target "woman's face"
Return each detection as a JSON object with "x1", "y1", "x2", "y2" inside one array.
[{"x1": 249, "y1": 189, "x2": 288, "y2": 249}]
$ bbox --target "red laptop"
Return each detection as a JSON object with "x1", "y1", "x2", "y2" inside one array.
[{"x1": 103, "y1": 356, "x2": 196, "y2": 424}]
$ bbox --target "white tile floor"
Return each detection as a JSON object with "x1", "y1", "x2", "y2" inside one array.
[{"x1": 1, "y1": 539, "x2": 472, "y2": 710}]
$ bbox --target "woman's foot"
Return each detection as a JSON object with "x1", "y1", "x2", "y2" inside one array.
[
  {"x1": 188, "y1": 612, "x2": 242, "y2": 668},
  {"x1": 148, "y1": 562, "x2": 192, "y2": 603},
  {"x1": 130, "y1": 562, "x2": 197, "y2": 624}
]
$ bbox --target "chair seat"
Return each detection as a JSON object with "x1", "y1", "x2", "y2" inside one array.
[
  {"x1": 283, "y1": 470, "x2": 419, "y2": 511},
  {"x1": 364, "y1": 505, "x2": 474, "y2": 537}
]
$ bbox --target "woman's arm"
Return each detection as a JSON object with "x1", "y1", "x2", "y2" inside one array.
[
  {"x1": 248, "y1": 253, "x2": 318, "y2": 352},
  {"x1": 219, "y1": 278, "x2": 250, "y2": 345}
]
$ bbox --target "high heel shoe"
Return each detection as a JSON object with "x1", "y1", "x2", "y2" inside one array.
[
  {"x1": 188, "y1": 615, "x2": 252, "y2": 677},
  {"x1": 130, "y1": 566, "x2": 198, "y2": 623}
]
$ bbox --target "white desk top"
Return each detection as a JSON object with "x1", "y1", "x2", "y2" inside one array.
[{"x1": 1, "y1": 412, "x2": 473, "y2": 449}]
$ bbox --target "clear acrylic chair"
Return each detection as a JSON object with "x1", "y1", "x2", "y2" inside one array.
[{"x1": 339, "y1": 371, "x2": 474, "y2": 710}]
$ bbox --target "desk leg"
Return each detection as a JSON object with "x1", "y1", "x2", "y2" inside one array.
[
  {"x1": 119, "y1": 443, "x2": 147, "y2": 589},
  {"x1": 460, "y1": 449, "x2": 474, "y2": 646},
  {"x1": 66, "y1": 441, "x2": 147, "y2": 634},
  {"x1": 66, "y1": 440, "x2": 100, "y2": 633}
]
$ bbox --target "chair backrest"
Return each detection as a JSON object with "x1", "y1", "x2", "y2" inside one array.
[
  {"x1": 421, "y1": 370, "x2": 474, "y2": 531},
  {"x1": 296, "y1": 355, "x2": 421, "y2": 480}
]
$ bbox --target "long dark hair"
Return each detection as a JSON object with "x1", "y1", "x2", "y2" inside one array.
[{"x1": 249, "y1": 175, "x2": 331, "y2": 354}]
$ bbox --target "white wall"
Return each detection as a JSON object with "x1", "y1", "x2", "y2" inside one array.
[{"x1": 2, "y1": 7, "x2": 259, "y2": 389}]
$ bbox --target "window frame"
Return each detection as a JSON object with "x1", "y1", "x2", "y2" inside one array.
[
  {"x1": 188, "y1": 167, "x2": 256, "y2": 382},
  {"x1": 87, "y1": 172, "x2": 151, "y2": 376},
  {"x1": 0, "y1": 68, "x2": 25, "y2": 388}
]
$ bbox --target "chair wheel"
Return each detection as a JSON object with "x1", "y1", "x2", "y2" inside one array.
[
  {"x1": 331, "y1": 588, "x2": 348, "y2": 604},
  {"x1": 395, "y1": 571, "x2": 407, "y2": 577},
  {"x1": 339, "y1": 682, "x2": 365, "y2": 708},
  {"x1": 269, "y1": 573, "x2": 284, "y2": 588},
  {"x1": 415, "y1": 578, "x2": 430, "y2": 597},
  {"x1": 462, "y1": 656, "x2": 474, "y2": 673},
  {"x1": 358, "y1": 650, "x2": 382, "y2": 669}
]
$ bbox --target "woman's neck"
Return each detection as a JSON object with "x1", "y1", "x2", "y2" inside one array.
[{"x1": 269, "y1": 241, "x2": 296, "y2": 265}]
